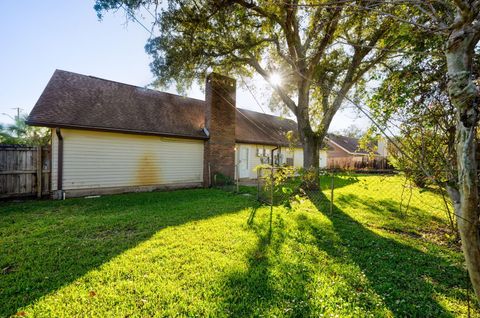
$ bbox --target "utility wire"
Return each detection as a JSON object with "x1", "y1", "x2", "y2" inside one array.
[
  {"x1": 239, "y1": 74, "x2": 268, "y2": 115},
  {"x1": 115, "y1": 4, "x2": 287, "y2": 144},
  {"x1": 121, "y1": 4, "x2": 154, "y2": 38},
  {"x1": 211, "y1": 84, "x2": 288, "y2": 145}
]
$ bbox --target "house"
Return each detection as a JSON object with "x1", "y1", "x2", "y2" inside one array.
[
  {"x1": 325, "y1": 134, "x2": 388, "y2": 170},
  {"x1": 27, "y1": 70, "x2": 384, "y2": 198}
]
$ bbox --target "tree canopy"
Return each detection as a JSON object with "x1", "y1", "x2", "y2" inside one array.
[{"x1": 95, "y1": 0, "x2": 410, "y2": 169}]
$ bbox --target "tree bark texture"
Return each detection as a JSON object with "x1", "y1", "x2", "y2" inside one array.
[{"x1": 445, "y1": 17, "x2": 480, "y2": 301}]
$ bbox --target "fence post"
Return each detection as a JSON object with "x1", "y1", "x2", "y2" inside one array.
[
  {"x1": 208, "y1": 163, "x2": 211, "y2": 188},
  {"x1": 36, "y1": 146, "x2": 42, "y2": 198},
  {"x1": 235, "y1": 164, "x2": 239, "y2": 193},
  {"x1": 330, "y1": 171, "x2": 334, "y2": 213},
  {"x1": 270, "y1": 166, "x2": 274, "y2": 207},
  {"x1": 257, "y1": 168, "x2": 260, "y2": 201}
]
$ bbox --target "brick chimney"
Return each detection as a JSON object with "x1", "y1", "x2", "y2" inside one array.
[{"x1": 203, "y1": 73, "x2": 236, "y2": 187}]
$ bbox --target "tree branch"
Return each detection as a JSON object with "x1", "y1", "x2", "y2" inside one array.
[
  {"x1": 452, "y1": 0, "x2": 471, "y2": 17},
  {"x1": 282, "y1": 0, "x2": 305, "y2": 70},
  {"x1": 303, "y1": 5, "x2": 327, "y2": 53},
  {"x1": 228, "y1": 0, "x2": 282, "y2": 24},
  {"x1": 306, "y1": 6, "x2": 343, "y2": 79},
  {"x1": 272, "y1": 35, "x2": 297, "y2": 68},
  {"x1": 247, "y1": 56, "x2": 298, "y2": 115}
]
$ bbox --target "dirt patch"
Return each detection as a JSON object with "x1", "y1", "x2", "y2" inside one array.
[
  {"x1": 2, "y1": 265, "x2": 15, "y2": 275},
  {"x1": 421, "y1": 226, "x2": 461, "y2": 250}
]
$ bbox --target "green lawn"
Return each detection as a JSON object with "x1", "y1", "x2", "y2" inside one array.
[{"x1": 0, "y1": 175, "x2": 477, "y2": 317}]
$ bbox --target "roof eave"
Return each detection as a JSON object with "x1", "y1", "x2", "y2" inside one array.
[
  {"x1": 26, "y1": 120, "x2": 209, "y2": 140},
  {"x1": 235, "y1": 139, "x2": 299, "y2": 147}
]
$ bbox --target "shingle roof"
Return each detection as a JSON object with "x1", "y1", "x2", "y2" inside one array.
[
  {"x1": 236, "y1": 109, "x2": 298, "y2": 146},
  {"x1": 30, "y1": 70, "x2": 369, "y2": 152},
  {"x1": 28, "y1": 70, "x2": 207, "y2": 139},
  {"x1": 326, "y1": 134, "x2": 374, "y2": 155},
  {"x1": 28, "y1": 70, "x2": 298, "y2": 145}
]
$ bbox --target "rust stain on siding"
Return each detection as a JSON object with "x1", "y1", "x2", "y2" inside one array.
[{"x1": 136, "y1": 151, "x2": 161, "y2": 185}]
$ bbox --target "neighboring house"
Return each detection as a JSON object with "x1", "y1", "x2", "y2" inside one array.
[
  {"x1": 27, "y1": 70, "x2": 382, "y2": 198},
  {"x1": 325, "y1": 134, "x2": 388, "y2": 170}
]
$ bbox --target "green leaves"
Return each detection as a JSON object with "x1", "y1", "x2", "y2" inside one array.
[
  {"x1": 96, "y1": 0, "x2": 419, "y2": 170},
  {"x1": 281, "y1": 186, "x2": 293, "y2": 195},
  {"x1": 96, "y1": 1, "x2": 403, "y2": 120},
  {"x1": 0, "y1": 113, "x2": 50, "y2": 146}
]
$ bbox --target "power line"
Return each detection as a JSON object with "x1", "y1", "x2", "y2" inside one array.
[
  {"x1": 121, "y1": 4, "x2": 154, "y2": 38},
  {"x1": 236, "y1": 75, "x2": 300, "y2": 145},
  {"x1": 113, "y1": 4, "x2": 285, "y2": 141},
  {"x1": 2, "y1": 107, "x2": 23, "y2": 121},
  {"x1": 239, "y1": 75, "x2": 268, "y2": 115},
  {"x1": 211, "y1": 84, "x2": 287, "y2": 145}
]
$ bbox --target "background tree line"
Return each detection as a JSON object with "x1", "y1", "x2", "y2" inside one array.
[{"x1": 0, "y1": 112, "x2": 50, "y2": 146}]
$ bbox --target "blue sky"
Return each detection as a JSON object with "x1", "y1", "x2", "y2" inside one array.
[{"x1": 0, "y1": 0, "x2": 368, "y2": 131}]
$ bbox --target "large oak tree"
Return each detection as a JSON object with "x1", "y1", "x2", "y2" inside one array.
[{"x1": 95, "y1": 0, "x2": 406, "y2": 173}]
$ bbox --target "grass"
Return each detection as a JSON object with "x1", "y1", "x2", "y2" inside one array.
[{"x1": 0, "y1": 175, "x2": 476, "y2": 317}]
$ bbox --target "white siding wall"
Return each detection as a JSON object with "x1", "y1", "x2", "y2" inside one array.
[
  {"x1": 377, "y1": 138, "x2": 388, "y2": 157},
  {"x1": 319, "y1": 150, "x2": 328, "y2": 168},
  {"x1": 54, "y1": 129, "x2": 204, "y2": 190},
  {"x1": 236, "y1": 144, "x2": 279, "y2": 179},
  {"x1": 293, "y1": 149, "x2": 328, "y2": 168},
  {"x1": 245, "y1": 144, "x2": 262, "y2": 179},
  {"x1": 235, "y1": 144, "x2": 327, "y2": 178},
  {"x1": 293, "y1": 148, "x2": 304, "y2": 169}
]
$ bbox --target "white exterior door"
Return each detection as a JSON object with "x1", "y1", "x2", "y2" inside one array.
[{"x1": 238, "y1": 147, "x2": 250, "y2": 178}]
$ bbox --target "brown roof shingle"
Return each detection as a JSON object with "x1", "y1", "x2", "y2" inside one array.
[
  {"x1": 30, "y1": 70, "x2": 377, "y2": 153},
  {"x1": 28, "y1": 70, "x2": 298, "y2": 145},
  {"x1": 28, "y1": 70, "x2": 207, "y2": 139},
  {"x1": 326, "y1": 134, "x2": 377, "y2": 155},
  {"x1": 236, "y1": 109, "x2": 297, "y2": 146}
]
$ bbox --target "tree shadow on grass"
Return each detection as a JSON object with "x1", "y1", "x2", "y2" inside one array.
[
  {"x1": 220, "y1": 206, "x2": 315, "y2": 317},
  {"x1": 305, "y1": 191, "x2": 474, "y2": 317},
  {"x1": 335, "y1": 193, "x2": 449, "y2": 238},
  {"x1": 0, "y1": 189, "x2": 254, "y2": 317},
  {"x1": 318, "y1": 174, "x2": 360, "y2": 190}
]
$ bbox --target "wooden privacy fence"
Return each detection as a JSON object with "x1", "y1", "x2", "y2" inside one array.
[
  {"x1": 327, "y1": 156, "x2": 391, "y2": 171},
  {"x1": 0, "y1": 145, "x2": 51, "y2": 199}
]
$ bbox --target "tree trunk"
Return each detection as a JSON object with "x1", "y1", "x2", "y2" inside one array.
[
  {"x1": 296, "y1": 82, "x2": 320, "y2": 170},
  {"x1": 300, "y1": 132, "x2": 320, "y2": 190},
  {"x1": 303, "y1": 134, "x2": 320, "y2": 169},
  {"x1": 296, "y1": 85, "x2": 321, "y2": 188},
  {"x1": 445, "y1": 21, "x2": 480, "y2": 301}
]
